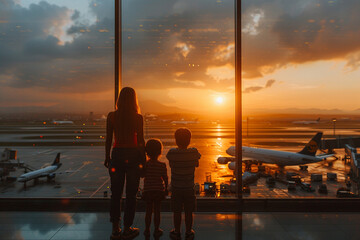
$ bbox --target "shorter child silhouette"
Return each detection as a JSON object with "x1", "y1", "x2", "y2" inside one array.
[{"x1": 142, "y1": 139, "x2": 168, "y2": 238}]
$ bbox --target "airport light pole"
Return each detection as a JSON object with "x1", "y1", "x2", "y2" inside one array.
[{"x1": 333, "y1": 118, "x2": 337, "y2": 136}]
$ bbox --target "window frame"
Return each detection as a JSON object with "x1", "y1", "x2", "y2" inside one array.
[{"x1": 113, "y1": 0, "x2": 360, "y2": 215}]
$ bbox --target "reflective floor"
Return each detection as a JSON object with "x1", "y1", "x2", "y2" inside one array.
[{"x1": 1, "y1": 211, "x2": 360, "y2": 240}]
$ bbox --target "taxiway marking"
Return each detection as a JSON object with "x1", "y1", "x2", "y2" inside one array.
[
  {"x1": 69, "y1": 161, "x2": 91, "y2": 177},
  {"x1": 90, "y1": 177, "x2": 110, "y2": 198}
]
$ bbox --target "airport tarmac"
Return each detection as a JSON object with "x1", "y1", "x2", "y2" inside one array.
[
  {"x1": 0, "y1": 143, "x2": 233, "y2": 198},
  {"x1": 0, "y1": 121, "x2": 359, "y2": 198}
]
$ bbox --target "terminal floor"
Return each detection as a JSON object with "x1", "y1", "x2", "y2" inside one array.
[{"x1": 1, "y1": 211, "x2": 360, "y2": 240}]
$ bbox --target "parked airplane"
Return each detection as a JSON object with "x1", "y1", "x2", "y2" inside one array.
[
  {"x1": 52, "y1": 120, "x2": 74, "y2": 125},
  {"x1": 17, "y1": 153, "x2": 62, "y2": 187},
  {"x1": 171, "y1": 118, "x2": 199, "y2": 125},
  {"x1": 292, "y1": 118, "x2": 320, "y2": 125},
  {"x1": 242, "y1": 171, "x2": 259, "y2": 185},
  {"x1": 218, "y1": 132, "x2": 333, "y2": 169}
]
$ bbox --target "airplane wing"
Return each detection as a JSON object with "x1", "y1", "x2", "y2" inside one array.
[
  {"x1": 218, "y1": 156, "x2": 258, "y2": 164},
  {"x1": 315, "y1": 153, "x2": 334, "y2": 159},
  {"x1": 242, "y1": 158, "x2": 260, "y2": 164},
  {"x1": 57, "y1": 170, "x2": 78, "y2": 175},
  {"x1": 36, "y1": 170, "x2": 76, "y2": 178}
]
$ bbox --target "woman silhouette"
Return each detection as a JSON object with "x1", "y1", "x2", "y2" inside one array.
[{"x1": 104, "y1": 87, "x2": 145, "y2": 239}]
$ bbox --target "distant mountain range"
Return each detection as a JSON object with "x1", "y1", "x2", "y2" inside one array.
[
  {"x1": 244, "y1": 107, "x2": 347, "y2": 115},
  {"x1": 1, "y1": 102, "x2": 360, "y2": 118},
  {"x1": 0, "y1": 100, "x2": 191, "y2": 117},
  {"x1": 140, "y1": 100, "x2": 192, "y2": 114}
]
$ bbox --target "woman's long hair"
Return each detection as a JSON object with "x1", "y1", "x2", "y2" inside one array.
[
  {"x1": 116, "y1": 87, "x2": 140, "y2": 114},
  {"x1": 115, "y1": 87, "x2": 141, "y2": 141}
]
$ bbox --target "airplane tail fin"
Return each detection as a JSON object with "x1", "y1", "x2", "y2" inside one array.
[
  {"x1": 316, "y1": 117, "x2": 320, "y2": 122},
  {"x1": 52, "y1": 153, "x2": 60, "y2": 165},
  {"x1": 298, "y1": 132, "x2": 323, "y2": 156}
]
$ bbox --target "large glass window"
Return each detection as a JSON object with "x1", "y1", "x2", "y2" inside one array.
[
  {"x1": 122, "y1": 0, "x2": 236, "y2": 197},
  {"x1": 1, "y1": 0, "x2": 358, "y2": 201},
  {"x1": 241, "y1": 0, "x2": 360, "y2": 199},
  {"x1": 0, "y1": 0, "x2": 114, "y2": 197}
]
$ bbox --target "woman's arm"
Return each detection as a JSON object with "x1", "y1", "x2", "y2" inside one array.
[
  {"x1": 136, "y1": 114, "x2": 146, "y2": 176},
  {"x1": 136, "y1": 114, "x2": 145, "y2": 147},
  {"x1": 104, "y1": 112, "x2": 114, "y2": 168}
]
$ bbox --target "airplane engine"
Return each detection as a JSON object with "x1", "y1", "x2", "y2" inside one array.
[
  {"x1": 228, "y1": 162, "x2": 236, "y2": 170},
  {"x1": 217, "y1": 157, "x2": 234, "y2": 164},
  {"x1": 47, "y1": 173, "x2": 56, "y2": 181},
  {"x1": 226, "y1": 146, "x2": 236, "y2": 156}
]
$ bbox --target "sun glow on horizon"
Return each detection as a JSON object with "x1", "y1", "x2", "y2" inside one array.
[{"x1": 215, "y1": 96, "x2": 224, "y2": 104}]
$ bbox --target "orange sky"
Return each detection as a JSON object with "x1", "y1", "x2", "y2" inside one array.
[{"x1": 2, "y1": 0, "x2": 360, "y2": 116}]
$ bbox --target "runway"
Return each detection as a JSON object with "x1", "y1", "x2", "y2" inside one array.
[{"x1": 0, "y1": 120, "x2": 359, "y2": 198}]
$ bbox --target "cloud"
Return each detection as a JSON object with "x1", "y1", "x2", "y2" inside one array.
[
  {"x1": 0, "y1": 0, "x2": 114, "y2": 93},
  {"x1": 243, "y1": 79, "x2": 276, "y2": 94},
  {"x1": 345, "y1": 51, "x2": 360, "y2": 71},
  {"x1": 120, "y1": 0, "x2": 236, "y2": 90},
  {"x1": 265, "y1": 79, "x2": 276, "y2": 88},
  {"x1": 206, "y1": 64, "x2": 234, "y2": 82},
  {"x1": 1, "y1": 0, "x2": 237, "y2": 94},
  {"x1": 174, "y1": 79, "x2": 206, "y2": 87},
  {"x1": 242, "y1": 0, "x2": 360, "y2": 78},
  {"x1": 2, "y1": 0, "x2": 360, "y2": 113}
]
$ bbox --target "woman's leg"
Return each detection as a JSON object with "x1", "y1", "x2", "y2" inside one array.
[
  {"x1": 123, "y1": 166, "x2": 140, "y2": 229},
  {"x1": 109, "y1": 162, "x2": 126, "y2": 228}
]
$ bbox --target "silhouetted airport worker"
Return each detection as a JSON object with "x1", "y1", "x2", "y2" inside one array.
[{"x1": 104, "y1": 87, "x2": 145, "y2": 240}]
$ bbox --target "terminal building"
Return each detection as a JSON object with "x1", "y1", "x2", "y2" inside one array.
[{"x1": 345, "y1": 144, "x2": 360, "y2": 180}]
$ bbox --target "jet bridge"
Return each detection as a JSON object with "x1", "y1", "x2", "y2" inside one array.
[
  {"x1": 321, "y1": 137, "x2": 360, "y2": 152},
  {"x1": 345, "y1": 144, "x2": 360, "y2": 180}
]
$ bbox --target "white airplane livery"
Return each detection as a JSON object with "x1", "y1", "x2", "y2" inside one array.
[
  {"x1": 292, "y1": 118, "x2": 320, "y2": 125},
  {"x1": 242, "y1": 171, "x2": 259, "y2": 185},
  {"x1": 52, "y1": 120, "x2": 74, "y2": 125},
  {"x1": 18, "y1": 153, "x2": 62, "y2": 185},
  {"x1": 171, "y1": 119, "x2": 199, "y2": 125},
  {"x1": 218, "y1": 132, "x2": 333, "y2": 169}
]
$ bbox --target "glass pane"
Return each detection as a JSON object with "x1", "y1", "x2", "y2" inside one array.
[
  {"x1": 242, "y1": 0, "x2": 360, "y2": 198},
  {"x1": 0, "y1": 0, "x2": 114, "y2": 197},
  {"x1": 122, "y1": 0, "x2": 236, "y2": 198}
]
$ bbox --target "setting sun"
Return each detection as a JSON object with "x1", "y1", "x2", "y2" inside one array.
[{"x1": 215, "y1": 97, "x2": 224, "y2": 104}]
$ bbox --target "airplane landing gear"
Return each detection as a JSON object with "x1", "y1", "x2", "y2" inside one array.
[
  {"x1": 277, "y1": 165, "x2": 285, "y2": 173},
  {"x1": 245, "y1": 163, "x2": 252, "y2": 171}
]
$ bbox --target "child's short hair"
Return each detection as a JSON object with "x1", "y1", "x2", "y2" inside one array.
[
  {"x1": 145, "y1": 138, "x2": 163, "y2": 159},
  {"x1": 175, "y1": 128, "x2": 191, "y2": 148}
]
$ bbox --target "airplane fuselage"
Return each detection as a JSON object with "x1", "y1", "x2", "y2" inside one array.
[
  {"x1": 17, "y1": 164, "x2": 61, "y2": 182},
  {"x1": 243, "y1": 147, "x2": 322, "y2": 166},
  {"x1": 171, "y1": 121, "x2": 198, "y2": 125},
  {"x1": 292, "y1": 121, "x2": 319, "y2": 124},
  {"x1": 226, "y1": 146, "x2": 323, "y2": 166}
]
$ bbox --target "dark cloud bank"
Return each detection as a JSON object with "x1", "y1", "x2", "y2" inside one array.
[
  {"x1": 1, "y1": 0, "x2": 360, "y2": 113},
  {"x1": 243, "y1": 79, "x2": 276, "y2": 94}
]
